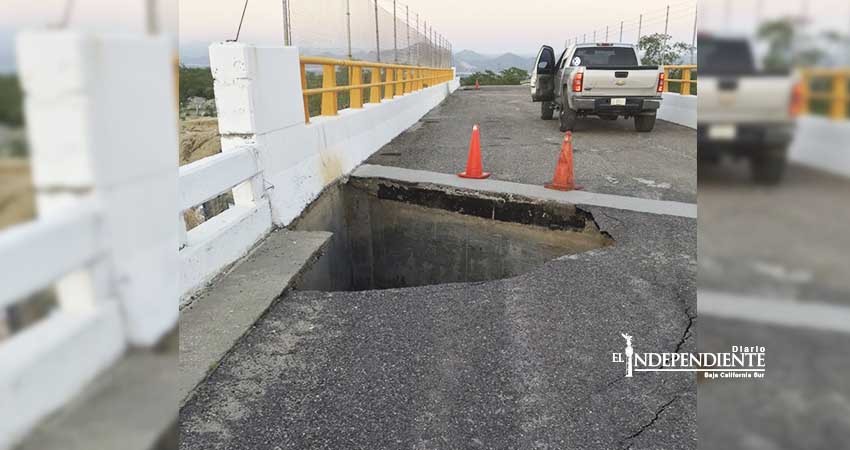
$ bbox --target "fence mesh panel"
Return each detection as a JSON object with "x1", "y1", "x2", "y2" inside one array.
[{"x1": 288, "y1": 0, "x2": 451, "y2": 67}]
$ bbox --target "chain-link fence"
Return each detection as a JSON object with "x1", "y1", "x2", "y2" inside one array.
[
  {"x1": 284, "y1": 0, "x2": 451, "y2": 68},
  {"x1": 565, "y1": 1, "x2": 699, "y2": 64}
]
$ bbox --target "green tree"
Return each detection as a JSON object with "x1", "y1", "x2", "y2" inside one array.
[
  {"x1": 757, "y1": 19, "x2": 795, "y2": 70},
  {"x1": 637, "y1": 33, "x2": 690, "y2": 65},
  {"x1": 178, "y1": 66, "x2": 214, "y2": 104},
  {"x1": 460, "y1": 67, "x2": 529, "y2": 86}
]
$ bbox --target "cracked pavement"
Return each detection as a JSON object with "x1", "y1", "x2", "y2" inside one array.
[{"x1": 180, "y1": 206, "x2": 697, "y2": 449}]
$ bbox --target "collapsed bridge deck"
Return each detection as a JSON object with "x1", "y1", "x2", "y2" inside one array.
[{"x1": 180, "y1": 86, "x2": 698, "y2": 449}]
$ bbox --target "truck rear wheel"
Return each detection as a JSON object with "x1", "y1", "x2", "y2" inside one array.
[
  {"x1": 634, "y1": 113, "x2": 656, "y2": 132},
  {"x1": 559, "y1": 90, "x2": 577, "y2": 132},
  {"x1": 750, "y1": 149, "x2": 787, "y2": 185},
  {"x1": 541, "y1": 101, "x2": 554, "y2": 120}
]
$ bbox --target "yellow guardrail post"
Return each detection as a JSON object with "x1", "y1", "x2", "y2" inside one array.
[
  {"x1": 832, "y1": 71, "x2": 847, "y2": 120},
  {"x1": 369, "y1": 67, "x2": 381, "y2": 103},
  {"x1": 681, "y1": 68, "x2": 691, "y2": 95},
  {"x1": 800, "y1": 70, "x2": 811, "y2": 116},
  {"x1": 321, "y1": 64, "x2": 337, "y2": 116},
  {"x1": 351, "y1": 66, "x2": 363, "y2": 108},
  {"x1": 385, "y1": 68, "x2": 395, "y2": 99}
]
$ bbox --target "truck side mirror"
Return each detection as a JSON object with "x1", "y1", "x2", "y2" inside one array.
[{"x1": 538, "y1": 61, "x2": 549, "y2": 70}]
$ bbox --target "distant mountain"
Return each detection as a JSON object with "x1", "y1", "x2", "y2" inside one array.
[
  {"x1": 178, "y1": 42, "x2": 536, "y2": 77},
  {"x1": 452, "y1": 50, "x2": 535, "y2": 75}
]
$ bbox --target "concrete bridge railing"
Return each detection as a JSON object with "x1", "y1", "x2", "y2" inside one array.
[{"x1": 1, "y1": 32, "x2": 179, "y2": 448}]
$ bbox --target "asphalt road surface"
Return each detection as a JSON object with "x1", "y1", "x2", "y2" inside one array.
[
  {"x1": 698, "y1": 157, "x2": 850, "y2": 448},
  {"x1": 368, "y1": 86, "x2": 697, "y2": 203},
  {"x1": 180, "y1": 86, "x2": 698, "y2": 449}
]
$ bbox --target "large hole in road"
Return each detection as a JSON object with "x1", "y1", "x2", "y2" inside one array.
[{"x1": 291, "y1": 177, "x2": 613, "y2": 291}]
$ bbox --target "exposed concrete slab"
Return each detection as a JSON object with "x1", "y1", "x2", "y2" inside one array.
[
  {"x1": 352, "y1": 164, "x2": 697, "y2": 218},
  {"x1": 16, "y1": 350, "x2": 176, "y2": 450},
  {"x1": 178, "y1": 229, "x2": 332, "y2": 404}
]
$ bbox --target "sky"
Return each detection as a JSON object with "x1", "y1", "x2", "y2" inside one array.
[
  {"x1": 1, "y1": 0, "x2": 848, "y2": 72},
  {"x1": 179, "y1": 0, "x2": 699, "y2": 55}
]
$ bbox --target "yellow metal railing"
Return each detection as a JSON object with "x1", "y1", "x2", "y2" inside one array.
[
  {"x1": 799, "y1": 68, "x2": 849, "y2": 120},
  {"x1": 299, "y1": 56, "x2": 454, "y2": 123},
  {"x1": 662, "y1": 65, "x2": 697, "y2": 96}
]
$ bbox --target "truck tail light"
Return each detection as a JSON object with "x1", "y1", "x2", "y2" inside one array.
[
  {"x1": 656, "y1": 72, "x2": 665, "y2": 93},
  {"x1": 789, "y1": 81, "x2": 804, "y2": 118},
  {"x1": 572, "y1": 71, "x2": 584, "y2": 92}
]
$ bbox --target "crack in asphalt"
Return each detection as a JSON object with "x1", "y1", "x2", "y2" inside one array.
[
  {"x1": 674, "y1": 311, "x2": 695, "y2": 354},
  {"x1": 620, "y1": 395, "x2": 680, "y2": 448}
]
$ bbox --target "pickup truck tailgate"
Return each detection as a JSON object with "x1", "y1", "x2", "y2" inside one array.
[
  {"x1": 699, "y1": 76, "x2": 794, "y2": 123},
  {"x1": 583, "y1": 69, "x2": 659, "y2": 96}
]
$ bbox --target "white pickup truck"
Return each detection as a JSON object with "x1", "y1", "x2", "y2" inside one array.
[
  {"x1": 530, "y1": 43, "x2": 664, "y2": 132},
  {"x1": 698, "y1": 35, "x2": 801, "y2": 184}
]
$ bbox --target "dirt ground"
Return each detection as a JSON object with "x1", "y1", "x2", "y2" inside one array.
[
  {"x1": 180, "y1": 117, "x2": 221, "y2": 166},
  {"x1": 0, "y1": 158, "x2": 35, "y2": 230}
]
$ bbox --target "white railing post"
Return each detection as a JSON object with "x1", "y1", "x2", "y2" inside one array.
[
  {"x1": 17, "y1": 31, "x2": 180, "y2": 347},
  {"x1": 209, "y1": 42, "x2": 304, "y2": 225}
]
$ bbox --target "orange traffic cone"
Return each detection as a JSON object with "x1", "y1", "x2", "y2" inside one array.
[
  {"x1": 545, "y1": 132, "x2": 582, "y2": 191},
  {"x1": 458, "y1": 124, "x2": 490, "y2": 179},
  {"x1": 474, "y1": 79, "x2": 480, "y2": 90}
]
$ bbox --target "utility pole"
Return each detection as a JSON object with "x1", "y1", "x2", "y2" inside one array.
[
  {"x1": 346, "y1": 0, "x2": 352, "y2": 58},
  {"x1": 605, "y1": 25, "x2": 609, "y2": 41},
  {"x1": 393, "y1": 0, "x2": 398, "y2": 63},
  {"x1": 593, "y1": 30, "x2": 596, "y2": 42},
  {"x1": 664, "y1": 5, "x2": 670, "y2": 36},
  {"x1": 374, "y1": 0, "x2": 381, "y2": 62},
  {"x1": 620, "y1": 21, "x2": 623, "y2": 42}
]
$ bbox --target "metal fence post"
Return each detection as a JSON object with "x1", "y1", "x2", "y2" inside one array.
[
  {"x1": 393, "y1": 0, "x2": 398, "y2": 63},
  {"x1": 374, "y1": 0, "x2": 381, "y2": 62},
  {"x1": 637, "y1": 14, "x2": 642, "y2": 44},
  {"x1": 690, "y1": 5, "x2": 698, "y2": 64},
  {"x1": 346, "y1": 0, "x2": 352, "y2": 59},
  {"x1": 416, "y1": 14, "x2": 420, "y2": 66}
]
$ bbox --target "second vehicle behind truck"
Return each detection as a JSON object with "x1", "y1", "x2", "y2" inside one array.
[{"x1": 530, "y1": 43, "x2": 664, "y2": 132}]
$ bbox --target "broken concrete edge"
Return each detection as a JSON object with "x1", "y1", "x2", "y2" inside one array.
[
  {"x1": 346, "y1": 175, "x2": 615, "y2": 244},
  {"x1": 178, "y1": 230, "x2": 333, "y2": 406},
  {"x1": 15, "y1": 349, "x2": 177, "y2": 450},
  {"x1": 351, "y1": 165, "x2": 697, "y2": 219}
]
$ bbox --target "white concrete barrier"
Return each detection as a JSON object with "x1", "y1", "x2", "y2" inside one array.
[
  {"x1": 657, "y1": 92, "x2": 697, "y2": 129},
  {"x1": 790, "y1": 116, "x2": 850, "y2": 178}
]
